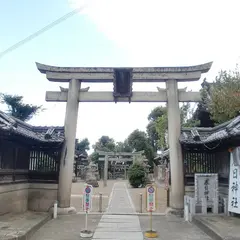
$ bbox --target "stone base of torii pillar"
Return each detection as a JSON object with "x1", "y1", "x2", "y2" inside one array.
[{"x1": 49, "y1": 206, "x2": 77, "y2": 215}]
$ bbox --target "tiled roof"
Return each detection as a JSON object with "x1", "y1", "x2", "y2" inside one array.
[
  {"x1": 155, "y1": 116, "x2": 240, "y2": 159},
  {"x1": 180, "y1": 116, "x2": 240, "y2": 145},
  {"x1": 0, "y1": 111, "x2": 64, "y2": 143}
]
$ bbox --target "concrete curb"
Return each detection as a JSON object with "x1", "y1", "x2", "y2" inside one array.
[
  {"x1": 192, "y1": 216, "x2": 223, "y2": 240},
  {"x1": 16, "y1": 214, "x2": 51, "y2": 240}
]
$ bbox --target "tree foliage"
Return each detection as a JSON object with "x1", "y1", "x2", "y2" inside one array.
[
  {"x1": 0, "y1": 94, "x2": 42, "y2": 121},
  {"x1": 207, "y1": 69, "x2": 240, "y2": 123},
  {"x1": 155, "y1": 103, "x2": 200, "y2": 150},
  {"x1": 146, "y1": 106, "x2": 166, "y2": 151},
  {"x1": 89, "y1": 151, "x2": 99, "y2": 163},
  {"x1": 147, "y1": 106, "x2": 166, "y2": 122},
  {"x1": 115, "y1": 140, "x2": 133, "y2": 152},
  {"x1": 127, "y1": 129, "x2": 154, "y2": 167},
  {"x1": 75, "y1": 138, "x2": 90, "y2": 156},
  {"x1": 155, "y1": 112, "x2": 168, "y2": 150},
  {"x1": 92, "y1": 135, "x2": 116, "y2": 152},
  {"x1": 192, "y1": 79, "x2": 215, "y2": 127}
]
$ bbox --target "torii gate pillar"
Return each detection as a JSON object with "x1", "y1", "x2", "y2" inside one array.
[
  {"x1": 166, "y1": 79, "x2": 184, "y2": 209},
  {"x1": 58, "y1": 79, "x2": 80, "y2": 213}
]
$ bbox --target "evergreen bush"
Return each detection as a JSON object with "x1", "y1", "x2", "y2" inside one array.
[{"x1": 128, "y1": 162, "x2": 147, "y2": 188}]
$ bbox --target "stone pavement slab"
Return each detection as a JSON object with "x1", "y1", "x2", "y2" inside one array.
[
  {"x1": 93, "y1": 182, "x2": 144, "y2": 240},
  {"x1": 139, "y1": 215, "x2": 212, "y2": 240},
  {"x1": 107, "y1": 182, "x2": 136, "y2": 214},
  {"x1": 0, "y1": 211, "x2": 49, "y2": 240},
  {"x1": 193, "y1": 215, "x2": 240, "y2": 240},
  {"x1": 30, "y1": 214, "x2": 101, "y2": 240}
]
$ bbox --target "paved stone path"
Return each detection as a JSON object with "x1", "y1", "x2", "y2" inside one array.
[{"x1": 93, "y1": 182, "x2": 143, "y2": 240}]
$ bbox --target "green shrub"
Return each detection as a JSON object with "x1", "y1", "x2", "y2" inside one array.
[{"x1": 128, "y1": 162, "x2": 147, "y2": 188}]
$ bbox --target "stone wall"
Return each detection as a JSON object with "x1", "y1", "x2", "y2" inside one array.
[
  {"x1": 0, "y1": 183, "x2": 58, "y2": 215},
  {"x1": 0, "y1": 183, "x2": 29, "y2": 215},
  {"x1": 28, "y1": 183, "x2": 58, "y2": 212}
]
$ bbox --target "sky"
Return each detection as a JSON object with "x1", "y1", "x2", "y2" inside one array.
[{"x1": 0, "y1": 0, "x2": 240, "y2": 152}]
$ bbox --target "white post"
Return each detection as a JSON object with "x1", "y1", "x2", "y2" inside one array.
[
  {"x1": 212, "y1": 198, "x2": 218, "y2": 214},
  {"x1": 223, "y1": 198, "x2": 228, "y2": 215},
  {"x1": 201, "y1": 198, "x2": 207, "y2": 214},
  {"x1": 104, "y1": 154, "x2": 108, "y2": 187},
  {"x1": 58, "y1": 79, "x2": 80, "y2": 210},
  {"x1": 53, "y1": 201, "x2": 58, "y2": 219},
  {"x1": 166, "y1": 79, "x2": 184, "y2": 210},
  {"x1": 184, "y1": 204, "x2": 189, "y2": 222},
  {"x1": 85, "y1": 211, "x2": 88, "y2": 230}
]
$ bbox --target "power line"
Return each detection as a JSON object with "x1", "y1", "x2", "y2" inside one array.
[{"x1": 0, "y1": 5, "x2": 87, "y2": 59}]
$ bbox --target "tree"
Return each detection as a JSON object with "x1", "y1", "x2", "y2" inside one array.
[
  {"x1": 115, "y1": 140, "x2": 133, "y2": 152},
  {"x1": 146, "y1": 106, "x2": 167, "y2": 151},
  {"x1": 75, "y1": 138, "x2": 90, "y2": 156},
  {"x1": 92, "y1": 135, "x2": 116, "y2": 152},
  {"x1": 147, "y1": 106, "x2": 166, "y2": 122},
  {"x1": 0, "y1": 94, "x2": 42, "y2": 121},
  {"x1": 127, "y1": 129, "x2": 155, "y2": 167},
  {"x1": 181, "y1": 102, "x2": 200, "y2": 127},
  {"x1": 128, "y1": 162, "x2": 147, "y2": 188},
  {"x1": 190, "y1": 79, "x2": 215, "y2": 127},
  {"x1": 89, "y1": 151, "x2": 99, "y2": 163},
  {"x1": 155, "y1": 103, "x2": 199, "y2": 150},
  {"x1": 155, "y1": 112, "x2": 168, "y2": 150},
  {"x1": 90, "y1": 135, "x2": 116, "y2": 163},
  {"x1": 207, "y1": 69, "x2": 240, "y2": 123}
]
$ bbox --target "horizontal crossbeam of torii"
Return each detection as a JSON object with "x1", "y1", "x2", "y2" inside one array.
[
  {"x1": 46, "y1": 89, "x2": 201, "y2": 102},
  {"x1": 96, "y1": 150, "x2": 144, "y2": 156},
  {"x1": 36, "y1": 61, "x2": 212, "y2": 214}
]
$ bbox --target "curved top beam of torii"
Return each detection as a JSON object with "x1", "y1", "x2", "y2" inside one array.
[{"x1": 35, "y1": 62, "x2": 213, "y2": 83}]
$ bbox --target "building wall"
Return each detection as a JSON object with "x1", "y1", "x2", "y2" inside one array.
[{"x1": 0, "y1": 183, "x2": 29, "y2": 215}]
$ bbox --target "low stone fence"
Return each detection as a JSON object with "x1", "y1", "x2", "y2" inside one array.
[{"x1": 184, "y1": 195, "x2": 228, "y2": 222}]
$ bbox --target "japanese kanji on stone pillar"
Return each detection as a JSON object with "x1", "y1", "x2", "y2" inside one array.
[{"x1": 36, "y1": 62, "x2": 212, "y2": 213}]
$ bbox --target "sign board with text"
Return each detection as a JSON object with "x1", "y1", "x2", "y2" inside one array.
[
  {"x1": 194, "y1": 173, "x2": 218, "y2": 206},
  {"x1": 83, "y1": 184, "x2": 93, "y2": 212},
  {"x1": 146, "y1": 184, "x2": 157, "y2": 212},
  {"x1": 228, "y1": 150, "x2": 240, "y2": 214}
]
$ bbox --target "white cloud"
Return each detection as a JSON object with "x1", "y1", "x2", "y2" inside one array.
[
  {"x1": 70, "y1": 0, "x2": 240, "y2": 69},
  {"x1": 16, "y1": 0, "x2": 240, "y2": 150}
]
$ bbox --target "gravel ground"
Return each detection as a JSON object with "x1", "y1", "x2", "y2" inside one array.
[
  {"x1": 71, "y1": 180, "x2": 117, "y2": 213},
  {"x1": 71, "y1": 180, "x2": 167, "y2": 213},
  {"x1": 127, "y1": 183, "x2": 167, "y2": 213}
]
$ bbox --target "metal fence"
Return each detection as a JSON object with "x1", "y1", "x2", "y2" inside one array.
[{"x1": 183, "y1": 150, "x2": 230, "y2": 186}]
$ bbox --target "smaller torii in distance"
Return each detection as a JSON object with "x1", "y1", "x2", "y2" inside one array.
[
  {"x1": 36, "y1": 62, "x2": 212, "y2": 214},
  {"x1": 96, "y1": 150, "x2": 146, "y2": 186}
]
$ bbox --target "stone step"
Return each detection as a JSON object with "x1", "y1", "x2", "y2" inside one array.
[{"x1": 0, "y1": 211, "x2": 50, "y2": 240}]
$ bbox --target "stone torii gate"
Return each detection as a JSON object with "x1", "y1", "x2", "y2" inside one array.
[{"x1": 36, "y1": 62, "x2": 212, "y2": 213}]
